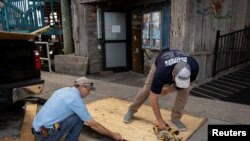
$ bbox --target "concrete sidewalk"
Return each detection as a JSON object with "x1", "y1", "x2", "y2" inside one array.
[{"x1": 40, "y1": 71, "x2": 250, "y2": 141}]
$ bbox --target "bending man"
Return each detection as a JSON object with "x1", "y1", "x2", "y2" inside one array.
[{"x1": 124, "y1": 50, "x2": 199, "y2": 131}]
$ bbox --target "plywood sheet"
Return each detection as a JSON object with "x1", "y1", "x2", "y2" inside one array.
[
  {"x1": 30, "y1": 25, "x2": 51, "y2": 35},
  {"x1": 19, "y1": 104, "x2": 37, "y2": 141},
  {"x1": 0, "y1": 31, "x2": 38, "y2": 40},
  {"x1": 87, "y1": 97, "x2": 206, "y2": 141}
]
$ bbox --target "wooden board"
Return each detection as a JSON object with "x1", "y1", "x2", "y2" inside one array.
[
  {"x1": 87, "y1": 97, "x2": 207, "y2": 141},
  {"x1": 0, "y1": 31, "x2": 38, "y2": 40},
  {"x1": 19, "y1": 104, "x2": 37, "y2": 141},
  {"x1": 30, "y1": 25, "x2": 51, "y2": 35}
]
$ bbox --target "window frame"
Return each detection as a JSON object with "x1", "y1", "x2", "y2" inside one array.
[{"x1": 142, "y1": 11, "x2": 162, "y2": 50}]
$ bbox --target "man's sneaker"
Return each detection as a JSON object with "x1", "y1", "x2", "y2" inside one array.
[
  {"x1": 123, "y1": 110, "x2": 135, "y2": 123},
  {"x1": 171, "y1": 119, "x2": 186, "y2": 131}
]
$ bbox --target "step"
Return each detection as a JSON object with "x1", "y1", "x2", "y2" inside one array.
[
  {"x1": 219, "y1": 77, "x2": 250, "y2": 86},
  {"x1": 199, "y1": 84, "x2": 234, "y2": 95},
  {"x1": 206, "y1": 82, "x2": 239, "y2": 93},
  {"x1": 210, "y1": 79, "x2": 246, "y2": 90}
]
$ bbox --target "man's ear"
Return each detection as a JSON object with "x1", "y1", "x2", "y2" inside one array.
[{"x1": 172, "y1": 72, "x2": 175, "y2": 80}]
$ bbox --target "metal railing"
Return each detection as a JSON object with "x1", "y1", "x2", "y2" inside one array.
[
  {"x1": 213, "y1": 27, "x2": 250, "y2": 76},
  {"x1": 0, "y1": 0, "x2": 61, "y2": 34},
  {"x1": 35, "y1": 41, "x2": 52, "y2": 72},
  {"x1": 0, "y1": 0, "x2": 45, "y2": 32}
]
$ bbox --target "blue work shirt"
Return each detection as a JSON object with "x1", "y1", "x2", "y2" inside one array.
[{"x1": 32, "y1": 87, "x2": 92, "y2": 131}]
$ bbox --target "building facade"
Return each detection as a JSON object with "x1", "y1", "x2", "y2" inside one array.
[{"x1": 71, "y1": 0, "x2": 250, "y2": 81}]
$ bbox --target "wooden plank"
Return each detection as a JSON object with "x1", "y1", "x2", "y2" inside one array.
[
  {"x1": 19, "y1": 104, "x2": 37, "y2": 141},
  {"x1": 170, "y1": 0, "x2": 188, "y2": 51},
  {"x1": 54, "y1": 55, "x2": 88, "y2": 76},
  {"x1": 0, "y1": 31, "x2": 38, "y2": 40},
  {"x1": 87, "y1": 97, "x2": 207, "y2": 141},
  {"x1": 30, "y1": 25, "x2": 51, "y2": 35}
]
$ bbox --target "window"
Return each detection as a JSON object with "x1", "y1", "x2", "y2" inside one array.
[
  {"x1": 141, "y1": 3, "x2": 170, "y2": 50},
  {"x1": 142, "y1": 11, "x2": 162, "y2": 50}
]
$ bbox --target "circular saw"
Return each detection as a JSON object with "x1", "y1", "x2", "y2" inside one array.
[{"x1": 153, "y1": 124, "x2": 182, "y2": 141}]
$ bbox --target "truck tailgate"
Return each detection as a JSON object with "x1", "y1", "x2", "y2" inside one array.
[{"x1": 0, "y1": 40, "x2": 40, "y2": 84}]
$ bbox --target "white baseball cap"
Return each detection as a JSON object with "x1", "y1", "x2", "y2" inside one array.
[
  {"x1": 74, "y1": 77, "x2": 96, "y2": 91},
  {"x1": 173, "y1": 62, "x2": 191, "y2": 88}
]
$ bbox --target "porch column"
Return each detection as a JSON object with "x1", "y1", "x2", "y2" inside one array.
[{"x1": 61, "y1": 0, "x2": 73, "y2": 54}]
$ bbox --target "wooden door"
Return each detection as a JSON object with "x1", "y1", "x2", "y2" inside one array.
[{"x1": 132, "y1": 29, "x2": 143, "y2": 73}]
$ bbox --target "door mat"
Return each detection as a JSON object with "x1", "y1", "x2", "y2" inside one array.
[{"x1": 86, "y1": 97, "x2": 207, "y2": 141}]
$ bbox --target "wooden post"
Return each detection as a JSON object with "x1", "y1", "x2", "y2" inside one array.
[
  {"x1": 212, "y1": 30, "x2": 220, "y2": 77},
  {"x1": 61, "y1": 0, "x2": 73, "y2": 54}
]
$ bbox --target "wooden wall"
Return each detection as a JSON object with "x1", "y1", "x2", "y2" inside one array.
[
  {"x1": 170, "y1": 0, "x2": 188, "y2": 51},
  {"x1": 72, "y1": 0, "x2": 102, "y2": 73},
  {"x1": 171, "y1": 0, "x2": 250, "y2": 81},
  {"x1": 246, "y1": 1, "x2": 250, "y2": 27},
  {"x1": 184, "y1": 0, "x2": 249, "y2": 52}
]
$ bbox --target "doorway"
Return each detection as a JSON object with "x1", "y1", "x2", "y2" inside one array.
[{"x1": 102, "y1": 11, "x2": 129, "y2": 71}]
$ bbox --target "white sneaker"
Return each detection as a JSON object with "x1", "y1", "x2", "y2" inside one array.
[{"x1": 123, "y1": 110, "x2": 135, "y2": 123}]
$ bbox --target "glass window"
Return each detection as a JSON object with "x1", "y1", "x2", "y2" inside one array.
[
  {"x1": 142, "y1": 13, "x2": 150, "y2": 48},
  {"x1": 142, "y1": 11, "x2": 162, "y2": 50}
]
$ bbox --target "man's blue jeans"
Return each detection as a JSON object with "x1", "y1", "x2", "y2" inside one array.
[{"x1": 35, "y1": 114, "x2": 83, "y2": 141}]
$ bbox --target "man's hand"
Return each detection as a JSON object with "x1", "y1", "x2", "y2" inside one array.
[
  {"x1": 158, "y1": 119, "x2": 167, "y2": 130},
  {"x1": 111, "y1": 132, "x2": 123, "y2": 140},
  {"x1": 149, "y1": 92, "x2": 167, "y2": 130},
  {"x1": 86, "y1": 119, "x2": 123, "y2": 140}
]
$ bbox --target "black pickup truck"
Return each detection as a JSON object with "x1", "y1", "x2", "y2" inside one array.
[{"x1": 0, "y1": 31, "x2": 44, "y2": 109}]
